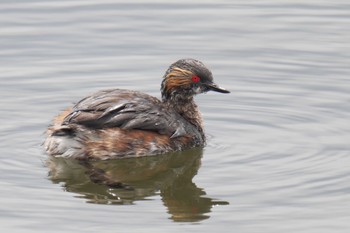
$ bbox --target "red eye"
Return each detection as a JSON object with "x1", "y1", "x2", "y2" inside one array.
[{"x1": 191, "y1": 75, "x2": 200, "y2": 83}]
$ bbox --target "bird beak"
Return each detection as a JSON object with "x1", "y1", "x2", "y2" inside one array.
[{"x1": 205, "y1": 82, "x2": 230, "y2": 93}]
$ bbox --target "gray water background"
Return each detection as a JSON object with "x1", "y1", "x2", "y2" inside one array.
[{"x1": 1, "y1": 0, "x2": 350, "y2": 232}]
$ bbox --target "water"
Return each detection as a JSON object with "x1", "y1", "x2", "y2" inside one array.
[{"x1": 1, "y1": 0, "x2": 350, "y2": 232}]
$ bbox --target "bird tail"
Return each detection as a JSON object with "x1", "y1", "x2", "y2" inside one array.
[{"x1": 44, "y1": 123, "x2": 84, "y2": 159}]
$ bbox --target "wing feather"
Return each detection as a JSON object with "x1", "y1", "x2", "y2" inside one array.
[{"x1": 62, "y1": 89, "x2": 187, "y2": 137}]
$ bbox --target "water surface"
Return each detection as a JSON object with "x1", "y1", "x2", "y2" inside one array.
[{"x1": 1, "y1": 1, "x2": 350, "y2": 232}]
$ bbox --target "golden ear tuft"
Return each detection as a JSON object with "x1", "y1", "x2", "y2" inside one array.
[
  {"x1": 164, "y1": 77, "x2": 192, "y2": 93},
  {"x1": 165, "y1": 67, "x2": 193, "y2": 79}
]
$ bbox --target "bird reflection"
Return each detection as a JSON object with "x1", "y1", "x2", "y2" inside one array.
[{"x1": 46, "y1": 148, "x2": 229, "y2": 222}]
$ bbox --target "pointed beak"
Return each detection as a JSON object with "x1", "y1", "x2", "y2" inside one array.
[{"x1": 205, "y1": 82, "x2": 230, "y2": 93}]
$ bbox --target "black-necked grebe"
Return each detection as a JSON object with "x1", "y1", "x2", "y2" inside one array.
[{"x1": 44, "y1": 59, "x2": 230, "y2": 160}]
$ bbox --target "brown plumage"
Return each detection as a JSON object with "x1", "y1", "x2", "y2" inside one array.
[{"x1": 44, "y1": 59, "x2": 230, "y2": 160}]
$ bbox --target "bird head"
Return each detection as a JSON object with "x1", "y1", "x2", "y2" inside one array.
[{"x1": 161, "y1": 59, "x2": 230, "y2": 101}]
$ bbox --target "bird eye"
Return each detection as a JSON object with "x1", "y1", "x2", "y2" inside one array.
[{"x1": 191, "y1": 75, "x2": 200, "y2": 83}]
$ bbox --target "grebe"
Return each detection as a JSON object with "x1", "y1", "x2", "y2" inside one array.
[{"x1": 44, "y1": 59, "x2": 230, "y2": 160}]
